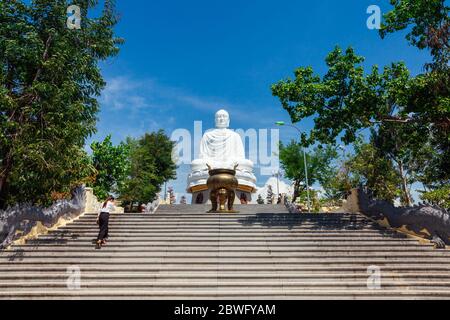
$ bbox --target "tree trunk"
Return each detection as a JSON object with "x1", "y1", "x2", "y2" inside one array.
[{"x1": 398, "y1": 161, "x2": 412, "y2": 206}]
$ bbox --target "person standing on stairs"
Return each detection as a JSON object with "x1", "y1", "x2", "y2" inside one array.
[{"x1": 96, "y1": 196, "x2": 115, "y2": 249}]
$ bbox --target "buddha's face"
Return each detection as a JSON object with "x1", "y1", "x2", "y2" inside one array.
[{"x1": 215, "y1": 110, "x2": 230, "y2": 128}]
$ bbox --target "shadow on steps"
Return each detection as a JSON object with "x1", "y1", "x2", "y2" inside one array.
[{"x1": 237, "y1": 213, "x2": 407, "y2": 238}]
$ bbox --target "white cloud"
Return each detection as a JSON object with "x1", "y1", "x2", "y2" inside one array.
[
  {"x1": 99, "y1": 76, "x2": 279, "y2": 126},
  {"x1": 100, "y1": 77, "x2": 148, "y2": 110}
]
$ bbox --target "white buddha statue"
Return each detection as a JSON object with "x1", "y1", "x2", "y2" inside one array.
[{"x1": 187, "y1": 110, "x2": 257, "y2": 203}]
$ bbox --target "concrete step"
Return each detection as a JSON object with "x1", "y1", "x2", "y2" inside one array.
[
  {"x1": 28, "y1": 231, "x2": 412, "y2": 239},
  {"x1": 80, "y1": 217, "x2": 342, "y2": 222},
  {"x1": 84, "y1": 212, "x2": 358, "y2": 216},
  {"x1": 46, "y1": 232, "x2": 399, "y2": 238},
  {"x1": 79, "y1": 214, "x2": 370, "y2": 219},
  {"x1": 25, "y1": 239, "x2": 415, "y2": 246},
  {"x1": 62, "y1": 224, "x2": 377, "y2": 230},
  {"x1": 3, "y1": 257, "x2": 450, "y2": 265},
  {"x1": 58, "y1": 221, "x2": 378, "y2": 226},
  {"x1": 74, "y1": 219, "x2": 375, "y2": 225},
  {"x1": 2, "y1": 206, "x2": 449, "y2": 299},
  {"x1": 80, "y1": 214, "x2": 363, "y2": 219},
  {"x1": 2, "y1": 280, "x2": 450, "y2": 289},
  {"x1": 45, "y1": 231, "x2": 398, "y2": 237},
  {"x1": 3, "y1": 271, "x2": 450, "y2": 280},
  {"x1": 6, "y1": 246, "x2": 435, "y2": 253},
  {"x1": 3, "y1": 251, "x2": 449, "y2": 259},
  {"x1": 1, "y1": 289, "x2": 450, "y2": 299},
  {"x1": 14, "y1": 241, "x2": 430, "y2": 247},
  {"x1": 155, "y1": 204, "x2": 289, "y2": 211},
  {"x1": 2, "y1": 264, "x2": 450, "y2": 272},
  {"x1": 49, "y1": 223, "x2": 385, "y2": 228},
  {"x1": 23, "y1": 239, "x2": 422, "y2": 246}
]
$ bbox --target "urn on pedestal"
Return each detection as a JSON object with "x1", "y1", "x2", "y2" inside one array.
[{"x1": 206, "y1": 164, "x2": 239, "y2": 213}]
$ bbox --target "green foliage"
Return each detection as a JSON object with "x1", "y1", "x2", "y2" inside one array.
[
  {"x1": 0, "y1": 0, "x2": 122, "y2": 207},
  {"x1": 89, "y1": 135, "x2": 129, "y2": 200},
  {"x1": 321, "y1": 134, "x2": 424, "y2": 205},
  {"x1": 320, "y1": 166, "x2": 353, "y2": 202},
  {"x1": 272, "y1": 2, "x2": 450, "y2": 198},
  {"x1": 372, "y1": 125, "x2": 423, "y2": 205},
  {"x1": 380, "y1": 0, "x2": 449, "y2": 70},
  {"x1": 272, "y1": 46, "x2": 412, "y2": 147},
  {"x1": 6, "y1": 146, "x2": 96, "y2": 205},
  {"x1": 295, "y1": 189, "x2": 320, "y2": 212},
  {"x1": 312, "y1": 194, "x2": 321, "y2": 213},
  {"x1": 420, "y1": 186, "x2": 450, "y2": 209},
  {"x1": 348, "y1": 139, "x2": 402, "y2": 203},
  {"x1": 309, "y1": 145, "x2": 339, "y2": 192},
  {"x1": 120, "y1": 130, "x2": 177, "y2": 206},
  {"x1": 407, "y1": 70, "x2": 450, "y2": 185},
  {"x1": 279, "y1": 142, "x2": 337, "y2": 202}
]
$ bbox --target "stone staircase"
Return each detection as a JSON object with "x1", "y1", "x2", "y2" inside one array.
[{"x1": 1, "y1": 204, "x2": 450, "y2": 299}]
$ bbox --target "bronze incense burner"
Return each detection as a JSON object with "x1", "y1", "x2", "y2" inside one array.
[{"x1": 206, "y1": 165, "x2": 239, "y2": 213}]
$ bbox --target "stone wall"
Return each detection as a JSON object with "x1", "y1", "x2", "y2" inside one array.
[
  {"x1": 345, "y1": 188, "x2": 450, "y2": 248},
  {"x1": 0, "y1": 187, "x2": 87, "y2": 249},
  {"x1": 0, "y1": 187, "x2": 125, "y2": 249}
]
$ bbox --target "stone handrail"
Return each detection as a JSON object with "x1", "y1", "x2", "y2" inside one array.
[
  {"x1": 345, "y1": 188, "x2": 450, "y2": 249},
  {"x1": 143, "y1": 196, "x2": 161, "y2": 213},
  {"x1": 0, "y1": 186, "x2": 87, "y2": 249}
]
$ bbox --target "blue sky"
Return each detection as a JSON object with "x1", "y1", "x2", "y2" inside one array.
[{"x1": 88, "y1": 0, "x2": 431, "y2": 201}]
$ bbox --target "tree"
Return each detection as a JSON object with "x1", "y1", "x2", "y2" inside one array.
[
  {"x1": 272, "y1": 2, "x2": 450, "y2": 192},
  {"x1": 310, "y1": 145, "x2": 339, "y2": 191},
  {"x1": 311, "y1": 191, "x2": 321, "y2": 213},
  {"x1": 321, "y1": 165, "x2": 353, "y2": 203},
  {"x1": 120, "y1": 130, "x2": 177, "y2": 206},
  {"x1": 6, "y1": 146, "x2": 96, "y2": 206},
  {"x1": 380, "y1": 0, "x2": 449, "y2": 71},
  {"x1": 379, "y1": 0, "x2": 450, "y2": 186},
  {"x1": 347, "y1": 139, "x2": 402, "y2": 203},
  {"x1": 272, "y1": 47, "x2": 412, "y2": 147},
  {"x1": 420, "y1": 186, "x2": 450, "y2": 209},
  {"x1": 266, "y1": 185, "x2": 274, "y2": 204},
  {"x1": 256, "y1": 194, "x2": 265, "y2": 204},
  {"x1": 0, "y1": 0, "x2": 122, "y2": 208},
  {"x1": 279, "y1": 142, "x2": 337, "y2": 202},
  {"x1": 372, "y1": 123, "x2": 434, "y2": 206},
  {"x1": 89, "y1": 135, "x2": 129, "y2": 200}
]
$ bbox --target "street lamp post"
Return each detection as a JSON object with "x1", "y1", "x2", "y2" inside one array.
[
  {"x1": 164, "y1": 182, "x2": 167, "y2": 203},
  {"x1": 272, "y1": 169, "x2": 280, "y2": 198},
  {"x1": 275, "y1": 121, "x2": 311, "y2": 212}
]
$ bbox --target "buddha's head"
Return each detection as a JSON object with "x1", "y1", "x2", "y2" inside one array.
[{"x1": 215, "y1": 109, "x2": 230, "y2": 129}]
